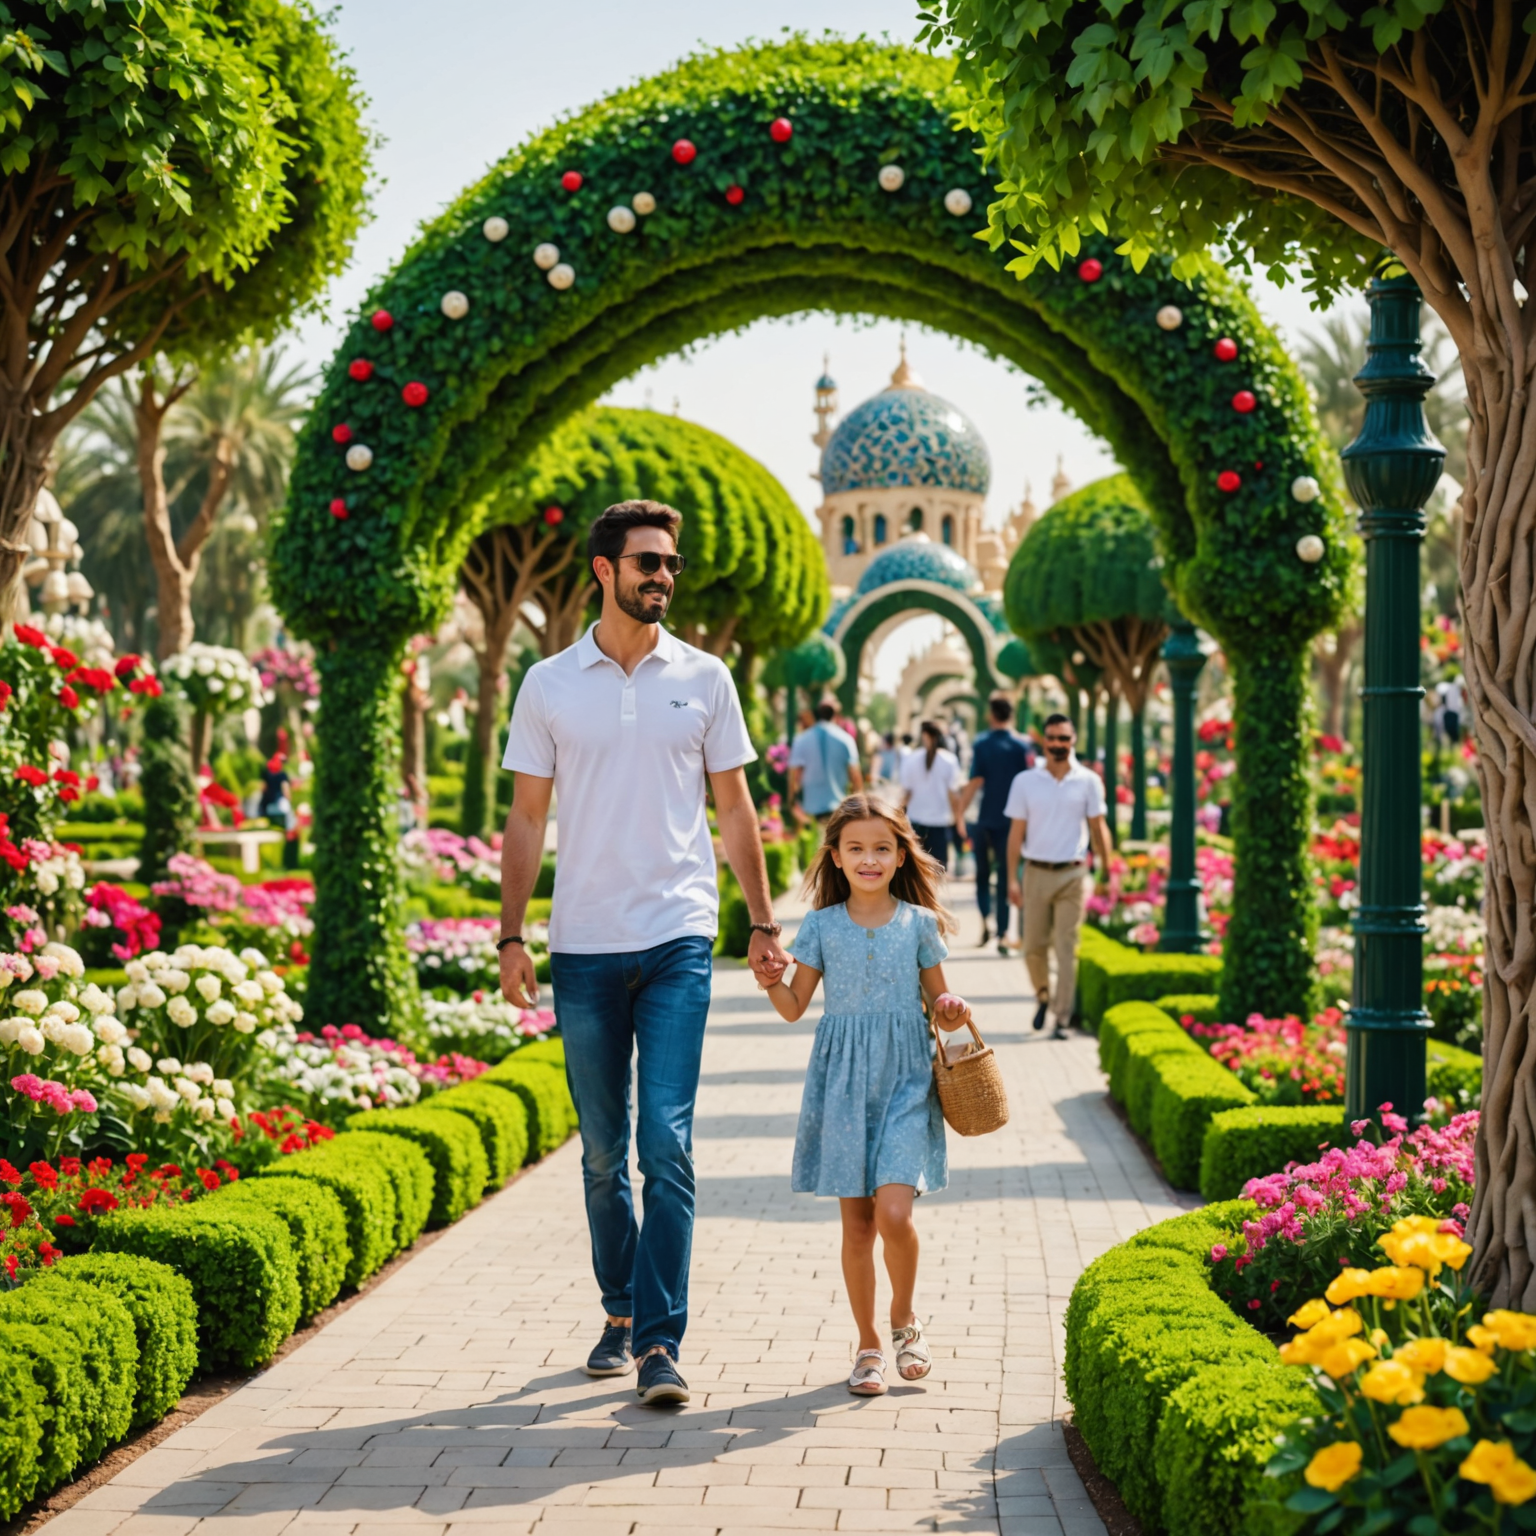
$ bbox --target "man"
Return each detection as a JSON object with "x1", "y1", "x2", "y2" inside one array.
[
  {"x1": 788, "y1": 698, "x2": 864, "y2": 821},
  {"x1": 498, "y1": 499, "x2": 788, "y2": 1406},
  {"x1": 957, "y1": 694, "x2": 1033, "y2": 953},
  {"x1": 1004, "y1": 713, "x2": 1113, "y2": 1039}
]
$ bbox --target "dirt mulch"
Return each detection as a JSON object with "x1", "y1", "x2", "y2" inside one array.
[{"x1": 1063, "y1": 1417, "x2": 1143, "y2": 1536}]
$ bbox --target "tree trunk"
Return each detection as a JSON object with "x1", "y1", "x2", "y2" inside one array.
[
  {"x1": 1130, "y1": 704, "x2": 1147, "y2": 841},
  {"x1": 400, "y1": 663, "x2": 428, "y2": 826},
  {"x1": 1102, "y1": 689, "x2": 1119, "y2": 844},
  {"x1": 1315, "y1": 621, "x2": 1361, "y2": 740}
]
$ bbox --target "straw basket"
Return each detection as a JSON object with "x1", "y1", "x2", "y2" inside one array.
[{"x1": 929, "y1": 1017, "x2": 1010, "y2": 1136}]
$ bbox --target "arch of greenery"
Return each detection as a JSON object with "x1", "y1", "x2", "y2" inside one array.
[{"x1": 272, "y1": 36, "x2": 1348, "y2": 1029}]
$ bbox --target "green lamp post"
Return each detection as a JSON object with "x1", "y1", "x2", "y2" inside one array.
[
  {"x1": 1341, "y1": 273, "x2": 1444, "y2": 1120},
  {"x1": 1159, "y1": 617, "x2": 1207, "y2": 954}
]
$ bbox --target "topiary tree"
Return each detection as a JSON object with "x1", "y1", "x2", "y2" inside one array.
[
  {"x1": 136, "y1": 696, "x2": 198, "y2": 889},
  {"x1": 0, "y1": 0, "x2": 370, "y2": 614},
  {"x1": 1006, "y1": 475, "x2": 1171, "y2": 848}
]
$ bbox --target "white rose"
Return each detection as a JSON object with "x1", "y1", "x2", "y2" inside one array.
[
  {"x1": 99, "y1": 1043, "x2": 125, "y2": 1076},
  {"x1": 156, "y1": 1056, "x2": 182, "y2": 1075},
  {"x1": 120, "y1": 1083, "x2": 151, "y2": 1110},
  {"x1": 138, "y1": 984, "x2": 167, "y2": 1010},
  {"x1": 0, "y1": 1017, "x2": 21, "y2": 1044},
  {"x1": 205, "y1": 999, "x2": 236, "y2": 1026},
  {"x1": 126, "y1": 1046, "x2": 152, "y2": 1072},
  {"x1": 65, "y1": 863, "x2": 84, "y2": 891},
  {"x1": 147, "y1": 1077, "x2": 179, "y2": 1112},
  {"x1": 94, "y1": 1019, "x2": 127, "y2": 1046},
  {"x1": 166, "y1": 996, "x2": 197, "y2": 1028},
  {"x1": 44, "y1": 944, "x2": 83, "y2": 978},
  {"x1": 16, "y1": 1025, "x2": 43, "y2": 1054},
  {"x1": 80, "y1": 984, "x2": 114, "y2": 1017},
  {"x1": 194, "y1": 1098, "x2": 215, "y2": 1121},
  {"x1": 185, "y1": 1062, "x2": 214, "y2": 1085},
  {"x1": 207, "y1": 677, "x2": 224, "y2": 693},
  {"x1": 175, "y1": 1077, "x2": 201, "y2": 1103},
  {"x1": 256, "y1": 971, "x2": 282, "y2": 996},
  {"x1": 195, "y1": 655, "x2": 214, "y2": 676},
  {"x1": 35, "y1": 870, "x2": 57, "y2": 895},
  {"x1": 233, "y1": 1011, "x2": 257, "y2": 1034},
  {"x1": 41, "y1": 1017, "x2": 65, "y2": 1043},
  {"x1": 215, "y1": 1097, "x2": 235, "y2": 1119},
  {"x1": 156, "y1": 969, "x2": 190, "y2": 995},
  {"x1": 46, "y1": 1000, "x2": 80, "y2": 1023},
  {"x1": 239, "y1": 948, "x2": 268, "y2": 969},
  {"x1": 216, "y1": 660, "x2": 234, "y2": 679},
  {"x1": 234, "y1": 979, "x2": 265, "y2": 1006},
  {"x1": 124, "y1": 961, "x2": 150, "y2": 984},
  {"x1": 195, "y1": 974, "x2": 221, "y2": 1003},
  {"x1": 212, "y1": 1078, "x2": 234, "y2": 1098},
  {"x1": 117, "y1": 985, "x2": 138, "y2": 1012},
  {"x1": 13, "y1": 989, "x2": 47, "y2": 1016},
  {"x1": 60, "y1": 1023, "x2": 94, "y2": 1055}
]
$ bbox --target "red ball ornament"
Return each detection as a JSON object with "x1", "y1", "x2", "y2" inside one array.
[
  {"x1": 672, "y1": 139, "x2": 697, "y2": 164},
  {"x1": 371, "y1": 309, "x2": 393, "y2": 332},
  {"x1": 543, "y1": 506, "x2": 565, "y2": 527},
  {"x1": 1214, "y1": 336, "x2": 1238, "y2": 362},
  {"x1": 331, "y1": 423, "x2": 353, "y2": 444},
  {"x1": 1077, "y1": 257, "x2": 1103, "y2": 282},
  {"x1": 348, "y1": 359, "x2": 374, "y2": 382},
  {"x1": 402, "y1": 381, "x2": 429, "y2": 408},
  {"x1": 769, "y1": 117, "x2": 793, "y2": 143},
  {"x1": 329, "y1": 498, "x2": 348, "y2": 520},
  {"x1": 1232, "y1": 390, "x2": 1257, "y2": 414},
  {"x1": 1217, "y1": 470, "x2": 1242, "y2": 493},
  {"x1": 724, "y1": 184, "x2": 745, "y2": 206},
  {"x1": 561, "y1": 170, "x2": 583, "y2": 191}
]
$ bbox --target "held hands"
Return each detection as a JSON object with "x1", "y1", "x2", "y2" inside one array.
[
  {"x1": 499, "y1": 942, "x2": 538, "y2": 1008},
  {"x1": 932, "y1": 992, "x2": 972, "y2": 1032},
  {"x1": 748, "y1": 928, "x2": 789, "y2": 990}
]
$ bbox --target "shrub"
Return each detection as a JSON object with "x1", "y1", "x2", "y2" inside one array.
[
  {"x1": 762, "y1": 840, "x2": 796, "y2": 897},
  {"x1": 714, "y1": 875, "x2": 752, "y2": 959},
  {"x1": 533, "y1": 854, "x2": 556, "y2": 899},
  {"x1": 135, "y1": 695, "x2": 198, "y2": 890},
  {"x1": 480, "y1": 1054, "x2": 575, "y2": 1158},
  {"x1": 1123, "y1": 1028, "x2": 1205, "y2": 1138},
  {"x1": 1199, "y1": 1105, "x2": 1350, "y2": 1202},
  {"x1": 44, "y1": 1253, "x2": 198, "y2": 1427},
  {"x1": 0, "y1": 1339, "x2": 45, "y2": 1519},
  {"x1": 1149, "y1": 1055, "x2": 1257, "y2": 1189},
  {"x1": 259, "y1": 1142, "x2": 397, "y2": 1286},
  {"x1": 1156, "y1": 992, "x2": 1222, "y2": 1025},
  {"x1": 213, "y1": 1178, "x2": 350, "y2": 1321},
  {"x1": 91, "y1": 1203, "x2": 301, "y2": 1370},
  {"x1": 332, "y1": 1131, "x2": 433, "y2": 1250},
  {"x1": 343, "y1": 1106, "x2": 488, "y2": 1224},
  {"x1": 1099, "y1": 999, "x2": 1185, "y2": 1099},
  {"x1": 1426, "y1": 1038, "x2": 1482, "y2": 1110},
  {"x1": 425, "y1": 1083, "x2": 529, "y2": 1186},
  {"x1": 1077, "y1": 928, "x2": 1222, "y2": 1032},
  {"x1": 517, "y1": 1035, "x2": 565, "y2": 1070}
]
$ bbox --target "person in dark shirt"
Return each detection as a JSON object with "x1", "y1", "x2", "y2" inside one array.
[
  {"x1": 957, "y1": 694, "x2": 1033, "y2": 953},
  {"x1": 258, "y1": 753, "x2": 292, "y2": 829}
]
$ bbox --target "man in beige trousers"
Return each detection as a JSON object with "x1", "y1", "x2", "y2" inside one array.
[{"x1": 1004, "y1": 713, "x2": 1113, "y2": 1039}]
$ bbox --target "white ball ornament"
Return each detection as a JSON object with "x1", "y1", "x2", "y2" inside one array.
[
  {"x1": 547, "y1": 263, "x2": 575, "y2": 291},
  {"x1": 944, "y1": 188, "x2": 972, "y2": 216},
  {"x1": 632, "y1": 192, "x2": 656, "y2": 215},
  {"x1": 607, "y1": 205, "x2": 637, "y2": 234},
  {"x1": 482, "y1": 216, "x2": 509, "y2": 242},
  {"x1": 533, "y1": 243, "x2": 560, "y2": 270},
  {"x1": 1155, "y1": 305, "x2": 1184, "y2": 330},
  {"x1": 345, "y1": 444, "x2": 374, "y2": 472},
  {"x1": 1296, "y1": 534, "x2": 1326, "y2": 563},
  {"x1": 1291, "y1": 475, "x2": 1321, "y2": 503},
  {"x1": 878, "y1": 164, "x2": 905, "y2": 193},
  {"x1": 440, "y1": 290, "x2": 469, "y2": 320}
]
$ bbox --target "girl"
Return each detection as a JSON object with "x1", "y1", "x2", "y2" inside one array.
[{"x1": 758, "y1": 794, "x2": 972, "y2": 1396}]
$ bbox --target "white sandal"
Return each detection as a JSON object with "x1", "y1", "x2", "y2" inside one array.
[
  {"x1": 848, "y1": 1348, "x2": 888, "y2": 1396},
  {"x1": 892, "y1": 1317, "x2": 932, "y2": 1381}
]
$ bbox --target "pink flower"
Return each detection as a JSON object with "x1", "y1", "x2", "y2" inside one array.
[
  {"x1": 10, "y1": 1073, "x2": 44, "y2": 1101},
  {"x1": 1209, "y1": 1244, "x2": 1228, "y2": 1263},
  {"x1": 69, "y1": 1089, "x2": 97, "y2": 1113}
]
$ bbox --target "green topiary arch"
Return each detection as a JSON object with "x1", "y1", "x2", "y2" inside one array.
[{"x1": 273, "y1": 36, "x2": 1347, "y2": 1029}]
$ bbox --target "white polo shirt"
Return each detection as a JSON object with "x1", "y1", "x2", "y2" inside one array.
[
  {"x1": 1002, "y1": 757, "x2": 1106, "y2": 863},
  {"x1": 502, "y1": 624, "x2": 755, "y2": 953}
]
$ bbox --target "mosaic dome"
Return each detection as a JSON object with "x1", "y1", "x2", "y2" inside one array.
[
  {"x1": 854, "y1": 534, "x2": 980, "y2": 597},
  {"x1": 819, "y1": 360, "x2": 990, "y2": 497}
]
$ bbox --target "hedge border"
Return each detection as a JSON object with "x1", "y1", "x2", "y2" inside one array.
[
  {"x1": 214, "y1": 1176, "x2": 351, "y2": 1321},
  {"x1": 259, "y1": 1139, "x2": 398, "y2": 1286},
  {"x1": 343, "y1": 1104, "x2": 490, "y2": 1224},
  {"x1": 1198, "y1": 1104, "x2": 1351, "y2": 1202},
  {"x1": 1078, "y1": 929, "x2": 1221, "y2": 1033},
  {"x1": 426, "y1": 1081, "x2": 531, "y2": 1186}
]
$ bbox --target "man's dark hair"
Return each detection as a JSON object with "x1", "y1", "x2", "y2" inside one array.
[
  {"x1": 901, "y1": 733, "x2": 913, "y2": 745},
  {"x1": 587, "y1": 500, "x2": 682, "y2": 570},
  {"x1": 814, "y1": 700, "x2": 836, "y2": 722},
  {"x1": 988, "y1": 693, "x2": 1014, "y2": 724},
  {"x1": 1043, "y1": 712, "x2": 1073, "y2": 731}
]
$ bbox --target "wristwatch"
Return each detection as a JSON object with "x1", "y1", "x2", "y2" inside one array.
[{"x1": 749, "y1": 921, "x2": 783, "y2": 938}]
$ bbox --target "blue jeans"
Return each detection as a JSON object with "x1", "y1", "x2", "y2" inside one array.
[
  {"x1": 970, "y1": 821, "x2": 1012, "y2": 937},
  {"x1": 550, "y1": 935, "x2": 713, "y2": 1360}
]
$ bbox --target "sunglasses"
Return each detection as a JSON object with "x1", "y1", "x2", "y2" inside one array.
[{"x1": 617, "y1": 552, "x2": 686, "y2": 576}]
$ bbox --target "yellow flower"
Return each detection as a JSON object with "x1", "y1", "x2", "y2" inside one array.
[
  {"x1": 1467, "y1": 1324, "x2": 1499, "y2": 1355},
  {"x1": 1319, "y1": 1338, "x2": 1378, "y2": 1379},
  {"x1": 1379, "y1": 1219, "x2": 1473, "y2": 1276},
  {"x1": 1365, "y1": 1266, "x2": 1427, "y2": 1300},
  {"x1": 1289, "y1": 1298, "x2": 1332, "y2": 1330},
  {"x1": 1305, "y1": 1441, "x2": 1364, "y2": 1492},
  {"x1": 1394, "y1": 1338, "x2": 1448, "y2": 1375},
  {"x1": 1483, "y1": 1311, "x2": 1536, "y2": 1352},
  {"x1": 1444, "y1": 1346, "x2": 1498, "y2": 1384},
  {"x1": 1280, "y1": 1308, "x2": 1366, "y2": 1366},
  {"x1": 1460, "y1": 1440, "x2": 1536, "y2": 1505},
  {"x1": 1388, "y1": 1405, "x2": 1470, "y2": 1450},
  {"x1": 1359, "y1": 1360, "x2": 1425, "y2": 1405},
  {"x1": 1326, "y1": 1269, "x2": 1374, "y2": 1304}
]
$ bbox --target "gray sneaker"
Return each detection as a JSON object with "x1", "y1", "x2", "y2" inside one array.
[{"x1": 584, "y1": 1321, "x2": 633, "y2": 1377}]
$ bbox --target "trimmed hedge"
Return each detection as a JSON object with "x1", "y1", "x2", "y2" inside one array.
[
  {"x1": 1078, "y1": 928, "x2": 1222, "y2": 1032},
  {"x1": 214, "y1": 1177, "x2": 351, "y2": 1321},
  {"x1": 43, "y1": 1253, "x2": 198, "y2": 1427},
  {"x1": 1099, "y1": 1000, "x2": 1185, "y2": 1101},
  {"x1": 427, "y1": 1082, "x2": 530, "y2": 1185},
  {"x1": 1149, "y1": 1055, "x2": 1256, "y2": 1189},
  {"x1": 259, "y1": 1142, "x2": 397, "y2": 1286},
  {"x1": 1155, "y1": 992, "x2": 1222, "y2": 1025},
  {"x1": 1065, "y1": 1201, "x2": 1314, "y2": 1534},
  {"x1": 344, "y1": 1105, "x2": 489, "y2": 1224},
  {"x1": 1427, "y1": 1039, "x2": 1482, "y2": 1109},
  {"x1": 92, "y1": 1203, "x2": 301, "y2": 1370},
  {"x1": 1124, "y1": 1028, "x2": 1205, "y2": 1138},
  {"x1": 480, "y1": 1053, "x2": 575, "y2": 1158},
  {"x1": 335, "y1": 1130, "x2": 434, "y2": 1249},
  {"x1": 0, "y1": 1279, "x2": 136, "y2": 1506},
  {"x1": 1198, "y1": 1104, "x2": 1350, "y2": 1202}
]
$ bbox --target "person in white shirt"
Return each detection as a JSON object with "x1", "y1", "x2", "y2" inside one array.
[
  {"x1": 1004, "y1": 713, "x2": 1113, "y2": 1039},
  {"x1": 898, "y1": 720, "x2": 964, "y2": 870},
  {"x1": 498, "y1": 500, "x2": 788, "y2": 1407}
]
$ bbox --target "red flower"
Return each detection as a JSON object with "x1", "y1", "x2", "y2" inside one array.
[
  {"x1": 0, "y1": 1160, "x2": 20, "y2": 1186},
  {"x1": 58, "y1": 1156, "x2": 80, "y2": 1176},
  {"x1": 86, "y1": 775, "x2": 98, "y2": 792},
  {"x1": 66, "y1": 667, "x2": 116, "y2": 694},
  {"x1": 58, "y1": 685, "x2": 79, "y2": 710},
  {"x1": 50, "y1": 647, "x2": 78, "y2": 669},
  {"x1": 129, "y1": 676, "x2": 163, "y2": 697},
  {"x1": 39, "y1": 1241, "x2": 58, "y2": 1266},
  {"x1": 2, "y1": 1191, "x2": 32, "y2": 1227},
  {"x1": 197, "y1": 1169, "x2": 220, "y2": 1192},
  {"x1": 125, "y1": 1153, "x2": 148, "y2": 1172},
  {"x1": 0, "y1": 680, "x2": 11, "y2": 711},
  {"x1": 79, "y1": 1188, "x2": 118, "y2": 1216},
  {"x1": 14, "y1": 765, "x2": 46, "y2": 787},
  {"x1": 4, "y1": 1255, "x2": 15, "y2": 1279},
  {"x1": 27, "y1": 1161, "x2": 57, "y2": 1190},
  {"x1": 54, "y1": 1212, "x2": 75, "y2": 1227},
  {"x1": 12, "y1": 625, "x2": 46, "y2": 648},
  {"x1": 114, "y1": 654, "x2": 142, "y2": 679}
]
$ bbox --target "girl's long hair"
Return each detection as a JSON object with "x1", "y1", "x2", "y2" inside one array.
[
  {"x1": 803, "y1": 794, "x2": 957, "y2": 934},
  {"x1": 920, "y1": 719, "x2": 942, "y2": 770}
]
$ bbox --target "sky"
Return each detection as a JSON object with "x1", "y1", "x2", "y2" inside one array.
[{"x1": 295, "y1": 0, "x2": 1357, "y2": 687}]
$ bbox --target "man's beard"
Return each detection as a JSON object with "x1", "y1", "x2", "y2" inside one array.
[
  {"x1": 1047, "y1": 746, "x2": 1071, "y2": 760},
  {"x1": 616, "y1": 579, "x2": 671, "y2": 625}
]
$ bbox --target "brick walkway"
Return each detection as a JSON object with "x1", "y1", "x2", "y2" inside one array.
[{"x1": 50, "y1": 887, "x2": 1189, "y2": 1536}]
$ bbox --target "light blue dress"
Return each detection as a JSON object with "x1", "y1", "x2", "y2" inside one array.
[{"x1": 790, "y1": 901, "x2": 950, "y2": 1197}]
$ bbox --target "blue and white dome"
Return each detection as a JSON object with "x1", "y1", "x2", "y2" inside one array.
[
  {"x1": 854, "y1": 535, "x2": 980, "y2": 597},
  {"x1": 819, "y1": 358, "x2": 990, "y2": 497}
]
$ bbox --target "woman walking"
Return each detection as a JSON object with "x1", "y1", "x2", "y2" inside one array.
[{"x1": 898, "y1": 719, "x2": 963, "y2": 870}]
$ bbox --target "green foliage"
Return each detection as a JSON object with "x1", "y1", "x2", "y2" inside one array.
[
  {"x1": 1426, "y1": 1039, "x2": 1483, "y2": 1113},
  {"x1": 136, "y1": 695, "x2": 198, "y2": 886},
  {"x1": 213, "y1": 1176, "x2": 351, "y2": 1321},
  {"x1": 0, "y1": 1332, "x2": 44, "y2": 1519},
  {"x1": 1156, "y1": 992, "x2": 1222, "y2": 1025},
  {"x1": 762, "y1": 841, "x2": 796, "y2": 898},
  {"x1": 1079, "y1": 928, "x2": 1222, "y2": 1032},
  {"x1": 533, "y1": 856, "x2": 557, "y2": 901},
  {"x1": 1124, "y1": 1027, "x2": 1205, "y2": 1138},
  {"x1": 1150, "y1": 1054, "x2": 1257, "y2": 1189},
  {"x1": 91, "y1": 1203, "x2": 302, "y2": 1370},
  {"x1": 258, "y1": 1141, "x2": 397, "y2": 1287},
  {"x1": 45, "y1": 1253, "x2": 198, "y2": 1429},
  {"x1": 1199, "y1": 1105, "x2": 1350, "y2": 1203},
  {"x1": 269, "y1": 37, "x2": 1336, "y2": 1029},
  {"x1": 424, "y1": 1082, "x2": 530, "y2": 1187},
  {"x1": 714, "y1": 870, "x2": 753, "y2": 959},
  {"x1": 333, "y1": 1131, "x2": 434, "y2": 1251},
  {"x1": 479, "y1": 1055, "x2": 575, "y2": 1159},
  {"x1": 1099, "y1": 998, "x2": 1185, "y2": 1099},
  {"x1": 343, "y1": 1106, "x2": 489, "y2": 1225}
]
